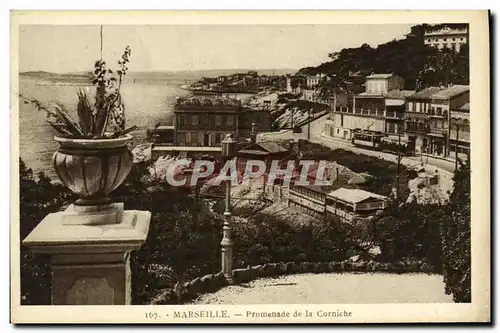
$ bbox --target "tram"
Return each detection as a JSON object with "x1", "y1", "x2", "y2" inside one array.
[
  {"x1": 351, "y1": 129, "x2": 416, "y2": 156},
  {"x1": 351, "y1": 129, "x2": 384, "y2": 149},
  {"x1": 380, "y1": 136, "x2": 416, "y2": 156}
]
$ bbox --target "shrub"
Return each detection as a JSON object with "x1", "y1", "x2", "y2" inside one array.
[
  {"x1": 441, "y1": 157, "x2": 471, "y2": 302},
  {"x1": 371, "y1": 202, "x2": 444, "y2": 269},
  {"x1": 19, "y1": 159, "x2": 75, "y2": 305}
]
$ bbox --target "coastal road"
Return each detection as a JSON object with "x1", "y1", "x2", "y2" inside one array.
[{"x1": 258, "y1": 114, "x2": 456, "y2": 174}]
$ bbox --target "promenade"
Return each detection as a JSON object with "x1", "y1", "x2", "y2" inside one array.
[{"x1": 193, "y1": 273, "x2": 453, "y2": 304}]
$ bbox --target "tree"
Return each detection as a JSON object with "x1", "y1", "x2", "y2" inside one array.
[
  {"x1": 315, "y1": 74, "x2": 349, "y2": 106},
  {"x1": 416, "y1": 46, "x2": 469, "y2": 91},
  {"x1": 297, "y1": 24, "x2": 469, "y2": 91},
  {"x1": 441, "y1": 155, "x2": 471, "y2": 302}
]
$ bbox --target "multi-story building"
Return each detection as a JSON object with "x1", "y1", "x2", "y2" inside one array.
[
  {"x1": 449, "y1": 102, "x2": 470, "y2": 158},
  {"x1": 384, "y1": 89, "x2": 415, "y2": 135},
  {"x1": 424, "y1": 25, "x2": 469, "y2": 52},
  {"x1": 405, "y1": 87, "x2": 442, "y2": 152},
  {"x1": 405, "y1": 85, "x2": 469, "y2": 157},
  {"x1": 328, "y1": 74, "x2": 404, "y2": 140},
  {"x1": 173, "y1": 95, "x2": 241, "y2": 147}
]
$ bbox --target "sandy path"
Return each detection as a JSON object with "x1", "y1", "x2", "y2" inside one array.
[{"x1": 192, "y1": 273, "x2": 453, "y2": 304}]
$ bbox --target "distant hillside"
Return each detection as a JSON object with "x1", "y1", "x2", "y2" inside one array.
[
  {"x1": 296, "y1": 24, "x2": 469, "y2": 91},
  {"x1": 20, "y1": 71, "x2": 92, "y2": 82}
]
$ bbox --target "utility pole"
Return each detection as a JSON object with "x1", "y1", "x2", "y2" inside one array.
[
  {"x1": 396, "y1": 131, "x2": 401, "y2": 203},
  {"x1": 420, "y1": 143, "x2": 424, "y2": 166},
  {"x1": 308, "y1": 108, "x2": 312, "y2": 140},
  {"x1": 455, "y1": 124, "x2": 460, "y2": 172}
]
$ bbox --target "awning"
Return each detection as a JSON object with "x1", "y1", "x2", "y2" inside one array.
[{"x1": 385, "y1": 100, "x2": 405, "y2": 106}]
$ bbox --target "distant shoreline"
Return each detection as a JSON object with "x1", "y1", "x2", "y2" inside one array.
[{"x1": 186, "y1": 87, "x2": 259, "y2": 95}]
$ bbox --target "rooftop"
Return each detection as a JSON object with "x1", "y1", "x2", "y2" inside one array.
[
  {"x1": 385, "y1": 89, "x2": 416, "y2": 100},
  {"x1": 407, "y1": 87, "x2": 444, "y2": 99},
  {"x1": 366, "y1": 73, "x2": 395, "y2": 79},
  {"x1": 327, "y1": 188, "x2": 388, "y2": 204},
  {"x1": 431, "y1": 85, "x2": 469, "y2": 99},
  {"x1": 176, "y1": 96, "x2": 241, "y2": 108},
  {"x1": 356, "y1": 92, "x2": 385, "y2": 98},
  {"x1": 459, "y1": 103, "x2": 470, "y2": 111},
  {"x1": 238, "y1": 141, "x2": 289, "y2": 154}
]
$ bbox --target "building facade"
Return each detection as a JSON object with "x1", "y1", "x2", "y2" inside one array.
[
  {"x1": 174, "y1": 96, "x2": 241, "y2": 147},
  {"x1": 328, "y1": 74, "x2": 403, "y2": 140},
  {"x1": 405, "y1": 85, "x2": 469, "y2": 157},
  {"x1": 449, "y1": 102, "x2": 470, "y2": 158},
  {"x1": 424, "y1": 25, "x2": 469, "y2": 52},
  {"x1": 384, "y1": 90, "x2": 415, "y2": 135}
]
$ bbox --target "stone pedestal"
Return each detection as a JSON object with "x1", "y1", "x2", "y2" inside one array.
[{"x1": 22, "y1": 208, "x2": 151, "y2": 305}]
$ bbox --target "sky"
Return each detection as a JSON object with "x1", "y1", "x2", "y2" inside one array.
[{"x1": 18, "y1": 24, "x2": 414, "y2": 73}]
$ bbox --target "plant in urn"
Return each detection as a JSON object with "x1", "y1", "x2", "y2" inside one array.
[{"x1": 22, "y1": 45, "x2": 137, "y2": 225}]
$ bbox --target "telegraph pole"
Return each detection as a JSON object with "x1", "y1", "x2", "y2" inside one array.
[
  {"x1": 396, "y1": 130, "x2": 401, "y2": 203},
  {"x1": 455, "y1": 124, "x2": 460, "y2": 172},
  {"x1": 308, "y1": 108, "x2": 312, "y2": 140}
]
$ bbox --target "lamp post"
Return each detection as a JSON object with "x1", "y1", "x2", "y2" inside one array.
[{"x1": 221, "y1": 133, "x2": 237, "y2": 284}]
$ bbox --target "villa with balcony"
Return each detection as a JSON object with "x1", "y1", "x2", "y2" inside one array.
[
  {"x1": 449, "y1": 102, "x2": 470, "y2": 158},
  {"x1": 384, "y1": 89, "x2": 415, "y2": 135},
  {"x1": 405, "y1": 85, "x2": 469, "y2": 158},
  {"x1": 424, "y1": 24, "x2": 469, "y2": 52},
  {"x1": 327, "y1": 74, "x2": 404, "y2": 140}
]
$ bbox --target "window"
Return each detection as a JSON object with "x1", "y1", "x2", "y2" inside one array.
[
  {"x1": 179, "y1": 115, "x2": 185, "y2": 128},
  {"x1": 337, "y1": 129, "x2": 340, "y2": 134},
  {"x1": 452, "y1": 38, "x2": 455, "y2": 41},
  {"x1": 444, "y1": 38, "x2": 447, "y2": 41},
  {"x1": 340, "y1": 115, "x2": 344, "y2": 127},
  {"x1": 216, "y1": 115, "x2": 222, "y2": 126},
  {"x1": 227, "y1": 115, "x2": 234, "y2": 126},
  {"x1": 437, "y1": 107, "x2": 442, "y2": 115},
  {"x1": 192, "y1": 115, "x2": 198, "y2": 126},
  {"x1": 186, "y1": 132, "x2": 191, "y2": 144},
  {"x1": 215, "y1": 133, "x2": 222, "y2": 144}
]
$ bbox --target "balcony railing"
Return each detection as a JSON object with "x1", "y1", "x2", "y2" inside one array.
[
  {"x1": 385, "y1": 111, "x2": 404, "y2": 119},
  {"x1": 429, "y1": 127, "x2": 448, "y2": 135}
]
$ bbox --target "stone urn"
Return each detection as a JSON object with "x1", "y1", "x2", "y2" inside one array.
[{"x1": 52, "y1": 135, "x2": 134, "y2": 224}]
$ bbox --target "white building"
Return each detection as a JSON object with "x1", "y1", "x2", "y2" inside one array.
[
  {"x1": 363, "y1": 73, "x2": 404, "y2": 95},
  {"x1": 424, "y1": 25, "x2": 469, "y2": 52},
  {"x1": 306, "y1": 73, "x2": 325, "y2": 89},
  {"x1": 325, "y1": 188, "x2": 389, "y2": 223},
  {"x1": 326, "y1": 73, "x2": 404, "y2": 140}
]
